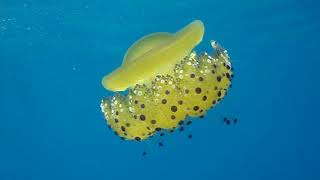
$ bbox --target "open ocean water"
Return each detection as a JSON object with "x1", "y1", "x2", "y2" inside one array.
[{"x1": 0, "y1": 0, "x2": 319, "y2": 179}]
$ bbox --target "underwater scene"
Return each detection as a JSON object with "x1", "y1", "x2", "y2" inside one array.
[{"x1": 0, "y1": 0, "x2": 319, "y2": 179}]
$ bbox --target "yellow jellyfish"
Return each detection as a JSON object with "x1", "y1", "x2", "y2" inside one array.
[{"x1": 101, "y1": 20, "x2": 234, "y2": 141}]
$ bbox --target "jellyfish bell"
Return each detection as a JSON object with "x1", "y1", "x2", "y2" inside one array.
[
  {"x1": 102, "y1": 20, "x2": 204, "y2": 92},
  {"x1": 122, "y1": 32, "x2": 174, "y2": 66}
]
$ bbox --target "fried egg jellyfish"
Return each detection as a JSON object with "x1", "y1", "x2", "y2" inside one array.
[{"x1": 101, "y1": 20, "x2": 234, "y2": 141}]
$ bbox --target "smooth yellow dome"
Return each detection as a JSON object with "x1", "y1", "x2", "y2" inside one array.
[{"x1": 102, "y1": 20, "x2": 204, "y2": 91}]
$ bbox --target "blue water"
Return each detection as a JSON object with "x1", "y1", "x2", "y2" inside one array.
[{"x1": 1, "y1": 0, "x2": 319, "y2": 179}]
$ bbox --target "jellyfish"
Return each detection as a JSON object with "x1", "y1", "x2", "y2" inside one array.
[{"x1": 100, "y1": 20, "x2": 234, "y2": 141}]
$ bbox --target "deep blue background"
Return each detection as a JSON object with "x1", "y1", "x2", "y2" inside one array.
[{"x1": 1, "y1": 0, "x2": 319, "y2": 179}]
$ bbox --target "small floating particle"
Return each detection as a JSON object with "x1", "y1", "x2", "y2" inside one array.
[{"x1": 234, "y1": 118, "x2": 238, "y2": 124}]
